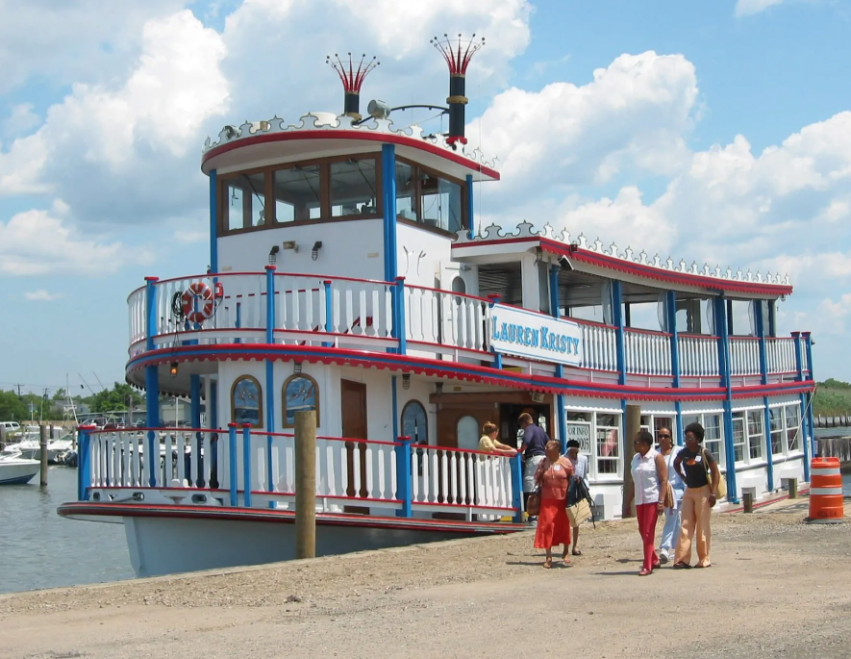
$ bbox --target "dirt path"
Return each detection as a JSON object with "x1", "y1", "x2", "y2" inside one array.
[{"x1": 2, "y1": 501, "x2": 850, "y2": 659}]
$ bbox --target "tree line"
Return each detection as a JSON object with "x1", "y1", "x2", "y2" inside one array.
[{"x1": 0, "y1": 383, "x2": 145, "y2": 422}]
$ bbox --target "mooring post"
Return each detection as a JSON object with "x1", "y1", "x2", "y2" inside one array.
[
  {"x1": 39, "y1": 424, "x2": 49, "y2": 487},
  {"x1": 622, "y1": 404, "x2": 641, "y2": 519},
  {"x1": 295, "y1": 409, "x2": 317, "y2": 559},
  {"x1": 0, "y1": 425, "x2": 5, "y2": 452}
]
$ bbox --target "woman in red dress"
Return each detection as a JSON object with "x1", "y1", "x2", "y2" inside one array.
[{"x1": 534, "y1": 440, "x2": 575, "y2": 568}]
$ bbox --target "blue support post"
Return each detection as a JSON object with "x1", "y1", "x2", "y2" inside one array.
[
  {"x1": 235, "y1": 302, "x2": 242, "y2": 344},
  {"x1": 241, "y1": 424, "x2": 253, "y2": 508},
  {"x1": 487, "y1": 294, "x2": 502, "y2": 368},
  {"x1": 209, "y1": 169, "x2": 218, "y2": 273},
  {"x1": 465, "y1": 174, "x2": 475, "y2": 240},
  {"x1": 228, "y1": 423, "x2": 238, "y2": 506},
  {"x1": 755, "y1": 301, "x2": 774, "y2": 490},
  {"x1": 768, "y1": 299, "x2": 777, "y2": 337},
  {"x1": 800, "y1": 392, "x2": 812, "y2": 481},
  {"x1": 190, "y1": 374, "x2": 202, "y2": 487},
  {"x1": 391, "y1": 376, "x2": 399, "y2": 441},
  {"x1": 382, "y1": 144, "x2": 398, "y2": 282},
  {"x1": 548, "y1": 270, "x2": 567, "y2": 452},
  {"x1": 611, "y1": 281, "x2": 626, "y2": 385},
  {"x1": 803, "y1": 332, "x2": 814, "y2": 382},
  {"x1": 77, "y1": 425, "x2": 94, "y2": 501},
  {"x1": 395, "y1": 276, "x2": 407, "y2": 355},
  {"x1": 395, "y1": 435, "x2": 413, "y2": 517},
  {"x1": 265, "y1": 266, "x2": 276, "y2": 505},
  {"x1": 511, "y1": 452, "x2": 524, "y2": 523},
  {"x1": 802, "y1": 331, "x2": 815, "y2": 479},
  {"x1": 210, "y1": 380, "x2": 219, "y2": 487},
  {"x1": 144, "y1": 276, "x2": 158, "y2": 352},
  {"x1": 763, "y1": 399, "x2": 775, "y2": 492},
  {"x1": 666, "y1": 291, "x2": 681, "y2": 388},
  {"x1": 674, "y1": 401, "x2": 684, "y2": 447},
  {"x1": 323, "y1": 279, "x2": 333, "y2": 347},
  {"x1": 715, "y1": 296, "x2": 738, "y2": 503}
]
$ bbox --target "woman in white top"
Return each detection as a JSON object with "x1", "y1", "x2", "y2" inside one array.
[
  {"x1": 626, "y1": 429, "x2": 668, "y2": 576},
  {"x1": 657, "y1": 428, "x2": 685, "y2": 563},
  {"x1": 564, "y1": 439, "x2": 590, "y2": 556}
]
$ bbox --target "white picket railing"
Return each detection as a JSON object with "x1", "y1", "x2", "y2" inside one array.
[
  {"x1": 729, "y1": 337, "x2": 761, "y2": 376},
  {"x1": 576, "y1": 321, "x2": 618, "y2": 372},
  {"x1": 327, "y1": 278, "x2": 394, "y2": 340},
  {"x1": 624, "y1": 329, "x2": 671, "y2": 376},
  {"x1": 127, "y1": 287, "x2": 147, "y2": 355},
  {"x1": 766, "y1": 338, "x2": 797, "y2": 375},
  {"x1": 404, "y1": 286, "x2": 489, "y2": 352},
  {"x1": 84, "y1": 429, "x2": 519, "y2": 520},
  {"x1": 679, "y1": 335, "x2": 720, "y2": 378},
  {"x1": 411, "y1": 446, "x2": 515, "y2": 511}
]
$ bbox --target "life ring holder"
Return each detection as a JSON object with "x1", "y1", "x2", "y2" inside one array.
[{"x1": 180, "y1": 282, "x2": 216, "y2": 324}]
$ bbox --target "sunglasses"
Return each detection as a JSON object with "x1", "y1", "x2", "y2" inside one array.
[{"x1": 657, "y1": 433, "x2": 671, "y2": 438}]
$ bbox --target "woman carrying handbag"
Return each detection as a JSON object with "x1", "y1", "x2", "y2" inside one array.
[
  {"x1": 533, "y1": 440, "x2": 575, "y2": 568},
  {"x1": 625, "y1": 430, "x2": 668, "y2": 576}
]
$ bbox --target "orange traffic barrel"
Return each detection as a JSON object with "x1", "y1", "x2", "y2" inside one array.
[{"x1": 808, "y1": 457, "x2": 845, "y2": 522}]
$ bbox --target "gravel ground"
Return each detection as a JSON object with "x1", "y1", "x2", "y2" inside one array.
[{"x1": 2, "y1": 499, "x2": 849, "y2": 659}]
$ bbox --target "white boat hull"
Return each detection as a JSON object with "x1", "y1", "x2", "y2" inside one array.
[
  {"x1": 0, "y1": 457, "x2": 40, "y2": 485},
  {"x1": 122, "y1": 515, "x2": 460, "y2": 578}
]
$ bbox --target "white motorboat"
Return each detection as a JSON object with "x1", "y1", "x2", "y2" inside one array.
[
  {"x1": 0, "y1": 450, "x2": 40, "y2": 485},
  {"x1": 16, "y1": 432, "x2": 76, "y2": 463}
]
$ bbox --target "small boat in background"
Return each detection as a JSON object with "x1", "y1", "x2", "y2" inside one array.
[{"x1": 0, "y1": 448, "x2": 40, "y2": 485}]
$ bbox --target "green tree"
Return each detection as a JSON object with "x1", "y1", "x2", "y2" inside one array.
[
  {"x1": 0, "y1": 390, "x2": 27, "y2": 421},
  {"x1": 89, "y1": 383, "x2": 144, "y2": 413}
]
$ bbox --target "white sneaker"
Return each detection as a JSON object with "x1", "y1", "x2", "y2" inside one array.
[{"x1": 659, "y1": 553, "x2": 669, "y2": 565}]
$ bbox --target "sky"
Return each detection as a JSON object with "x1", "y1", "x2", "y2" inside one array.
[{"x1": 0, "y1": 0, "x2": 849, "y2": 397}]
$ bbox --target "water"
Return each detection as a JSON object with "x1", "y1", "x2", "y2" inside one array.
[
  {"x1": 0, "y1": 466, "x2": 133, "y2": 595},
  {"x1": 0, "y1": 462, "x2": 849, "y2": 596}
]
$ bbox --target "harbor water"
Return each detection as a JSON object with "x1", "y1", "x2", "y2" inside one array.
[
  {"x1": 1, "y1": 458, "x2": 850, "y2": 596},
  {"x1": 0, "y1": 466, "x2": 133, "y2": 595}
]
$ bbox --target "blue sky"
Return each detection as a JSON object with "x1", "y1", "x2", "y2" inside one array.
[{"x1": 0, "y1": 0, "x2": 848, "y2": 396}]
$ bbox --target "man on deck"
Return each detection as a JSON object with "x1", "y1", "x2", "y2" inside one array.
[{"x1": 519, "y1": 412, "x2": 549, "y2": 522}]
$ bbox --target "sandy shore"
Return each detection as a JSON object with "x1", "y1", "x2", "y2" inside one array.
[{"x1": 2, "y1": 499, "x2": 850, "y2": 659}]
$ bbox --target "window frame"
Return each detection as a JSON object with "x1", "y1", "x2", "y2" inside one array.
[
  {"x1": 785, "y1": 403, "x2": 802, "y2": 453},
  {"x1": 231, "y1": 375, "x2": 263, "y2": 429},
  {"x1": 217, "y1": 153, "x2": 384, "y2": 236},
  {"x1": 281, "y1": 373, "x2": 320, "y2": 429},
  {"x1": 394, "y1": 156, "x2": 468, "y2": 238},
  {"x1": 400, "y1": 399, "x2": 428, "y2": 445}
]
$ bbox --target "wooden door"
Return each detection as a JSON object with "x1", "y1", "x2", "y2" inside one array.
[{"x1": 341, "y1": 379, "x2": 368, "y2": 503}]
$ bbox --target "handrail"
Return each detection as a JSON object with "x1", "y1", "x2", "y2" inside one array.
[
  {"x1": 623, "y1": 326, "x2": 672, "y2": 337},
  {"x1": 566, "y1": 317, "x2": 618, "y2": 330},
  {"x1": 405, "y1": 283, "x2": 491, "y2": 304}
]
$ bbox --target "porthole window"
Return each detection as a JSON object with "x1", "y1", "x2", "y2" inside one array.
[{"x1": 231, "y1": 376, "x2": 263, "y2": 428}]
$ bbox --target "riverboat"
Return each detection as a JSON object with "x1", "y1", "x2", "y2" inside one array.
[{"x1": 59, "y1": 42, "x2": 817, "y2": 578}]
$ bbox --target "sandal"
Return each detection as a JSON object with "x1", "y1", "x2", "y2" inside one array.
[
  {"x1": 695, "y1": 563, "x2": 712, "y2": 569},
  {"x1": 638, "y1": 568, "x2": 652, "y2": 576},
  {"x1": 561, "y1": 553, "x2": 571, "y2": 565},
  {"x1": 571, "y1": 549, "x2": 582, "y2": 556},
  {"x1": 672, "y1": 562, "x2": 692, "y2": 569},
  {"x1": 543, "y1": 558, "x2": 552, "y2": 569}
]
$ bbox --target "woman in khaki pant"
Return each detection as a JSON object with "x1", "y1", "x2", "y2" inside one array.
[{"x1": 672, "y1": 422, "x2": 721, "y2": 569}]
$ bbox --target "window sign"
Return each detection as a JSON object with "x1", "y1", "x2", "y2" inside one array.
[
  {"x1": 490, "y1": 304, "x2": 583, "y2": 367},
  {"x1": 566, "y1": 422, "x2": 592, "y2": 453}
]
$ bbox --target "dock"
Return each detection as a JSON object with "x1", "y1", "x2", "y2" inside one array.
[{"x1": 1, "y1": 498, "x2": 849, "y2": 659}]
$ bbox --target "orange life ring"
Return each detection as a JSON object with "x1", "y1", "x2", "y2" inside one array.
[{"x1": 181, "y1": 282, "x2": 215, "y2": 323}]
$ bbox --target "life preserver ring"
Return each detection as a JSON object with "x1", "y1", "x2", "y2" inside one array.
[{"x1": 181, "y1": 282, "x2": 215, "y2": 323}]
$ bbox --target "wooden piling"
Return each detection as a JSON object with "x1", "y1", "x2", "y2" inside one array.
[
  {"x1": 39, "y1": 424, "x2": 48, "y2": 487},
  {"x1": 622, "y1": 404, "x2": 641, "y2": 519},
  {"x1": 0, "y1": 425, "x2": 5, "y2": 452},
  {"x1": 294, "y1": 410, "x2": 317, "y2": 559},
  {"x1": 743, "y1": 491, "x2": 754, "y2": 513}
]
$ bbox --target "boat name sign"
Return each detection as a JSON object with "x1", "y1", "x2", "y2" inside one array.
[{"x1": 490, "y1": 304, "x2": 583, "y2": 367}]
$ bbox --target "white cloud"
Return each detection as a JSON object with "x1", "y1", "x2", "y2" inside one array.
[
  {"x1": 734, "y1": 0, "x2": 787, "y2": 16},
  {"x1": 0, "y1": 9, "x2": 229, "y2": 225},
  {"x1": 0, "y1": 205, "x2": 152, "y2": 276},
  {"x1": 470, "y1": 52, "x2": 698, "y2": 206},
  {"x1": 24, "y1": 290, "x2": 63, "y2": 301},
  {"x1": 174, "y1": 229, "x2": 208, "y2": 244},
  {"x1": 816, "y1": 294, "x2": 851, "y2": 335},
  {"x1": 0, "y1": 0, "x2": 189, "y2": 93}
]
